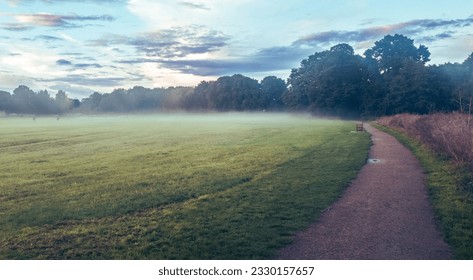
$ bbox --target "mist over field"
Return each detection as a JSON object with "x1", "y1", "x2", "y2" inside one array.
[{"x1": 0, "y1": 113, "x2": 371, "y2": 259}]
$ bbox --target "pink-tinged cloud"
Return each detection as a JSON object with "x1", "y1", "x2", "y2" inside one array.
[{"x1": 12, "y1": 13, "x2": 115, "y2": 28}]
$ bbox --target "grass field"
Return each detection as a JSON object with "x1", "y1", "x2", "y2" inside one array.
[{"x1": 0, "y1": 114, "x2": 370, "y2": 259}]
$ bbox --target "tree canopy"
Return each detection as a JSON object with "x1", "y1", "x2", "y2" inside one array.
[
  {"x1": 284, "y1": 43, "x2": 370, "y2": 117},
  {"x1": 285, "y1": 34, "x2": 469, "y2": 117},
  {"x1": 364, "y1": 34, "x2": 430, "y2": 74}
]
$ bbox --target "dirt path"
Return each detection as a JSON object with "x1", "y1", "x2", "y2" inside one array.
[{"x1": 276, "y1": 124, "x2": 452, "y2": 259}]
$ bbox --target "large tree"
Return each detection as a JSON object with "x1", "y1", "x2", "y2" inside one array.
[
  {"x1": 364, "y1": 34, "x2": 434, "y2": 115},
  {"x1": 364, "y1": 34, "x2": 430, "y2": 75},
  {"x1": 285, "y1": 43, "x2": 370, "y2": 117}
]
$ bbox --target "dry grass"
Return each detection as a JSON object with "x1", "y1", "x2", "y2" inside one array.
[{"x1": 378, "y1": 113, "x2": 473, "y2": 177}]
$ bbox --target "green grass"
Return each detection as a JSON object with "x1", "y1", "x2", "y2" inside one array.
[
  {"x1": 0, "y1": 114, "x2": 371, "y2": 259},
  {"x1": 374, "y1": 124, "x2": 473, "y2": 259}
]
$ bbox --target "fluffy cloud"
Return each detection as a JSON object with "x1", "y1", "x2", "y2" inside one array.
[
  {"x1": 92, "y1": 25, "x2": 229, "y2": 59},
  {"x1": 117, "y1": 44, "x2": 312, "y2": 77}
]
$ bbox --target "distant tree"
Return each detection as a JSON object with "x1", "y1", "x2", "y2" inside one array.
[
  {"x1": 35, "y1": 89, "x2": 59, "y2": 114},
  {"x1": 71, "y1": 99, "x2": 81, "y2": 109},
  {"x1": 77, "y1": 86, "x2": 197, "y2": 113},
  {"x1": 260, "y1": 76, "x2": 286, "y2": 111},
  {"x1": 185, "y1": 81, "x2": 213, "y2": 110},
  {"x1": 1, "y1": 87, "x2": 77, "y2": 114},
  {"x1": 463, "y1": 52, "x2": 473, "y2": 70},
  {"x1": 11, "y1": 85, "x2": 36, "y2": 114},
  {"x1": 0, "y1": 91, "x2": 11, "y2": 113},
  {"x1": 126, "y1": 86, "x2": 161, "y2": 111},
  {"x1": 80, "y1": 92, "x2": 103, "y2": 112},
  {"x1": 197, "y1": 74, "x2": 262, "y2": 111},
  {"x1": 55, "y1": 90, "x2": 72, "y2": 113},
  {"x1": 160, "y1": 87, "x2": 194, "y2": 110},
  {"x1": 99, "y1": 88, "x2": 130, "y2": 112}
]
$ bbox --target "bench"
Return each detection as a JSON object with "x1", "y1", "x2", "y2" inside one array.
[{"x1": 356, "y1": 122, "x2": 364, "y2": 132}]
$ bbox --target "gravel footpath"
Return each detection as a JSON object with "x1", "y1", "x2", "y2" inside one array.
[{"x1": 276, "y1": 124, "x2": 452, "y2": 259}]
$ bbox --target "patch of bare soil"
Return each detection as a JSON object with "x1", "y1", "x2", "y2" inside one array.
[{"x1": 276, "y1": 124, "x2": 452, "y2": 259}]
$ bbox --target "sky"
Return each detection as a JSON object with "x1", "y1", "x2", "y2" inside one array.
[{"x1": 1, "y1": 0, "x2": 473, "y2": 99}]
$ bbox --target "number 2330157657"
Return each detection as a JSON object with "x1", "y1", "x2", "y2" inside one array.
[{"x1": 250, "y1": 267, "x2": 315, "y2": 276}]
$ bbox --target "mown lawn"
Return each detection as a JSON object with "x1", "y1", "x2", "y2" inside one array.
[{"x1": 0, "y1": 114, "x2": 370, "y2": 259}]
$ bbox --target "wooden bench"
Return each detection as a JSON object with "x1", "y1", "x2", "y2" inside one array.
[{"x1": 356, "y1": 122, "x2": 364, "y2": 132}]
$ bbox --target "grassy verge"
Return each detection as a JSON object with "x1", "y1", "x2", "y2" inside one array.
[
  {"x1": 0, "y1": 114, "x2": 370, "y2": 259},
  {"x1": 374, "y1": 123, "x2": 473, "y2": 259}
]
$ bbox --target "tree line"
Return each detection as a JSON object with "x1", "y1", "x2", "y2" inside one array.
[
  {"x1": 0, "y1": 86, "x2": 81, "y2": 115},
  {"x1": 284, "y1": 34, "x2": 473, "y2": 118},
  {"x1": 0, "y1": 75, "x2": 286, "y2": 115},
  {"x1": 1, "y1": 34, "x2": 473, "y2": 118}
]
